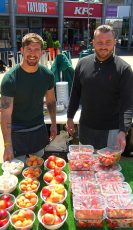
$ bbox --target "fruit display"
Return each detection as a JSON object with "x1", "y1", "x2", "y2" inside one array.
[
  {"x1": 94, "y1": 163, "x2": 122, "y2": 172},
  {"x1": 107, "y1": 217, "x2": 133, "y2": 228},
  {"x1": 0, "y1": 173, "x2": 18, "y2": 193},
  {"x1": 38, "y1": 203, "x2": 68, "y2": 229},
  {"x1": 40, "y1": 184, "x2": 67, "y2": 203},
  {"x1": 43, "y1": 168, "x2": 67, "y2": 185},
  {"x1": 22, "y1": 166, "x2": 42, "y2": 179},
  {"x1": 72, "y1": 181, "x2": 101, "y2": 195},
  {"x1": 10, "y1": 209, "x2": 35, "y2": 229},
  {"x1": 0, "y1": 209, "x2": 10, "y2": 229},
  {"x1": 73, "y1": 194, "x2": 106, "y2": 220},
  {"x1": 15, "y1": 192, "x2": 38, "y2": 210},
  {"x1": 19, "y1": 178, "x2": 40, "y2": 193},
  {"x1": 44, "y1": 155, "x2": 66, "y2": 170},
  {"x1": 0, "y1": 194, "x2": 15, "y2": 212},
  {"x1": 25, "y1": 155, "x2": 44, "y2": 167},
  {"x1": 67, "y1": 153, "x2": 94, "y2": 171},
  {"x1": 95, "y1": 171, "x2": 124, "y2": 183},
  {"x1": 100, "y1": 182, "x2": 132, "y2": 196},
  {"x1": 97, "y1": 146, "x2": 122, "y2": 166},
  {"x1": 2, "y1": 159, "x2": 24, "y2": 175},
  {"x1": 106, "y1": 194, "x2": 133, "y2": 219}
]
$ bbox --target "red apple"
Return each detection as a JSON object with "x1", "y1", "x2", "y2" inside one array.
[
  {"x1": 1, "y1": 194, "x2": 11, "y2": 202},
  {"x1": 42, "y1": 187, "x2": 52, "y2": 197},
  {"x1": 55, "y1": 175, "x2": 64, "y2": 183},
  {"x1": 42, "y1": 213, "x2": 55, "y2": 225},
  {"x1": 47, "y1": 161, "x2": 56, "y2": 169},
  {"x1": 56, "y1": 158, "x2": 65, "y2": 168},
  {"x1": 48, "y1": 155, "x2": 56, "y2": 162},
  {"x1": 54, "y1": 214, "x2": 62, "y2": 224},
  {"x1": 43, "y1": 172, "x2": 53, "y2": 183},
  {"x1": 0, "y1": 200, "x2": 7, "y2": 209},
  {"x1": 0, "y1": 209, "x2": 8, "y2": 220},
  {"x1": 54, "y1": 167, "x2": 62, "y2": 176},
  {"x1": 0, "y1": 218, "x2": 8, "y2": 227},
  {"x1": 42, "y1": 203, "x2": 54, "y2": 214},
  {"x1": 56, "y1": 204, "x2": 66, "y2": 216}
]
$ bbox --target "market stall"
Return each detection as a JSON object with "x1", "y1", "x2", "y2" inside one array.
[{"x1": 0, "y1": 154, "x2": 133, "y2": 230}]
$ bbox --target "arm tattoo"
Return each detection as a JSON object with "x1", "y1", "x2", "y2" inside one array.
[{"x1": 1, "y1": 96, "x2": 13, "y2": 109}]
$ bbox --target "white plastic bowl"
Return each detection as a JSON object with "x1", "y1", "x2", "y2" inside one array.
[
  {"x1": 44, "y1": 158, "x2": 66, "y2": 170},
  {"x1": 43, "y1": 170, "x2": 67, "y2": 185},
  {"x1": 40, "y1": 185, "x2": 67, "y2": 204},
  {"x1": 22, "y1": 167, "x2": 42, "y2": 179},
  {"x1": 0, "y1": 193, "x2": 15, "y2": 212},
  {"x1": 25, "y1": 155, "x2": 44, "y2": 167},
  {"x1": 0, "y1": 211, "x2": 10, "y2": 230},
  {"x1": 15, "y1": 192, "x2": 38, "y2": 210},
  {"x1": 38, "y1": 208, "x2": 68, "y2": 230},
  {"x1": 10, "y1": 209, "x2": 35, "y2": 230},
  {"x1": 0, "y1": 173, "x2": 18, "y2": 193},
  {"x1": 2, "y1": 159, "x2": 24, "y2": 175},
  {"x1": 19, "y1": 178, "x2": 40, "y2": 193}
]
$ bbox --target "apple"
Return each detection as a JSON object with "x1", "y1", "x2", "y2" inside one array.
[
  {"x1": 0, "y1": 218, "x2": 8, "y2": 227},
  {"x1": 7, "y1": 201, "x2": 13, "y2": 208},
  {"x1": 42, "y1": 203, "x2": 54, "y2": 214},
  {"x1": 55, "y1": 184, "x2": 65, "y2": 194},
  {"x1": 54, "y1": 167, "x2": 62, "y2": 176},
  {"x1": 48, "y1": 155, "x2": 56, "y2": 162},
  {"x1": 1, "y1": 194, "x2": 11, "y2": 202},
  {"x1": 42, "y1": 213, "x2": 55, "y2": 225},
  {"x1": 55, "y1": 175, "x2": 64, "y2": 184},
  {"x1": 54, "y1": 214, "x2": 62, "y2": 224},
  {"x1": 47, "y1": 161, "x2": 56, "y2": 169},
  {"x1": 56, "y1": 204, "x2": 66, "y2": 216},
  {"x1": 42, "y1": 187, "x2": 52, "y2": 197},
  {"x1": 0, "y1": 209, "x2": 8, "y2": 220},
  {"x1": 56, "y1": 158, "x2": 65, "y2": 168},
  {"x1": 49, "y1": 191, "x2": 63, "y2": 203},
  {"x1": 0, "y1": 200, "x2": 7, "y2": 209},
  {"x1": 43, "y1": 172, "x2": 53, "y2": 183}
]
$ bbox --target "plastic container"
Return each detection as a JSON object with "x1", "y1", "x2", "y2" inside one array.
[
  {"x1": 94, "y1": 163, "x2": 122, "y2": 172},
  {"x1": 107, "y1": 217, "x2": 133, "y2": 228},
  {"x1": 95, "y1": 171, "x2": 124, "y2": 184},
  {"x1": 67, "y1": 153, "x2": 94, "y2": 171},
  {"x1": 43, "y1": 170, "x2": 67, "y2": 185},
  {"x1": 72, "y1": 181, "x2": 101, "y2": 195},
  {"x1": 106, "y1": 194, "x2": 133, "y2": 219},
  {"x1": 22, "y1": 166, "x2": 42, "y2": 179},
  {"x1": 25, "y1": 155, "x2": 44, "y2": 167},
  {"x1": 73, "y1": 194, "x2": 106, "y2": 220},
  {"x1": 75, "y1": 217, "x2": 105, "y2": 228},
  {"x1": 19, "y1": 178, "x2": 40, "y2": 193},
  {"x1": 40, "y1": 184, "x2": 67, "y2": 203},
  {"x1": 69, "y1": 145, "x2": 94, "y2": 154},
  {"x1": 15, "y1": 192, "x2": 38, "y2": 210},
  {"x1": 0, "y1": 173, "x2": 18, "y2": 193},
  {"x1": 100, "y1": 182, "x2": 132, "y2": 196},
  {"x1": 2, "y1": 159, "x2": 24, "y2": 175},
  {"x1": 10, "y1": 209, "x2": 35, "y2": 230},
  {"x1": 44, "y1": 158, "x2": 66, "y2": 170},
  {"x1": 0, "y1": 193, "x2": 15, "y2": 212},
  {"x1": 97, "y1": 146, "x2": 122, "y2": 166}
]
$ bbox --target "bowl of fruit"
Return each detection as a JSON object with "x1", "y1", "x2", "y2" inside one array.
[
  {"x1": 19, "y1": 178, "x2": 40, "y2": 193},
  {"x1": 0, "y1": 209, "x2": 10, "y2": 230},
  {"x1": 97, "y1": 146, "x2": 122, "y2": 166},
  {"x1": 38, "y1": 203, "x2": 68, "y2": 230},
  {"x1": 44, "y1": 155, "x2": 66, "y2": 170},
  {"x1": 43, "y1": 168, "x2": 67, "y2": 185},
  {"x1": 40, "y1": 184, "x2": 67, "y2": 203},
  {"x1": 22, "y1": 166, "x2": 42, "y2": 179},
  {"x1": 10, "y1": 208, "x2": 35, "y2": 230},
  {"x1": 0, "y1": 173, "x2": 18, "y2": 193},
  {"x1": 2, "y1": 159, "x2": 24, "y2": 176},
  {"x1": 0, "y1": 193, "x2": 15, "y2": 212},
  {"x1": 15, "y1": 192, "x2": 38, "y2": 210},
  {"x1": 25, "y1": 155, "x2": 44, "y2": 167}
]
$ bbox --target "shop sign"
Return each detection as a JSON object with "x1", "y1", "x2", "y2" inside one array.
[
  {"x1": 0, "y1": 0, "x2": 7, "y2": 13},
  {"x1": 64, "y1": 2, "x2": 102, "y2": 18},
  {"x1": 17, "y1": 0, "x2": 57, "y2": 15},
  {"x1": 106, "y1": 5, "x2": 117, "y2": 18}
]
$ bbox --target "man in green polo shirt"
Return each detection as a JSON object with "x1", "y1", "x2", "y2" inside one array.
[{"x1": 1, "y1": 33, "x2": 57, "y2": 161}]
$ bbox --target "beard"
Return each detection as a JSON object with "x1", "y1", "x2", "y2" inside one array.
[
  {"x1": 26, "y1": 56, "x2": 39, "y2": 66},
  {"x1": 95, "y1": 49, "x2": 113, "y2": 61}
]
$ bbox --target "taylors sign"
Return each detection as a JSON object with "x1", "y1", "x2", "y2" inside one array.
[
  {"x1": 27, "y1": 2, "x2": 47, "y2": 13},
  {"x1": 74, "y1": 7, "x2": 94, "y2": 16}
]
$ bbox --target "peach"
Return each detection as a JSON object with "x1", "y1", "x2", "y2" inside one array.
[{"x1": 43, "y1": 172, "x2": 53, "y2": 183}]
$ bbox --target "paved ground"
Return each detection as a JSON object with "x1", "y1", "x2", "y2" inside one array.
[{"x1": 0, "y1": 51, "x2": 133, "y2": 162}]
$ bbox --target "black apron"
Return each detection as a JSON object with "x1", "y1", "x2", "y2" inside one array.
[{"x1": 11, "y1": 124, "x2": 49, "y2": 157}]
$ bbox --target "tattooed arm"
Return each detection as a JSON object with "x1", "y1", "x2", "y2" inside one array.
[
  {"x1": 45, "y1": 88, "x2": 57, "y2": 141},
  {"x1": 1, "y1": 95, "x2": 14, "y2": 161}
]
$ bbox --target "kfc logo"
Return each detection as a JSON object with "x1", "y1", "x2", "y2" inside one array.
[{"x1": 74, "y1": 7, "x2": 94, "y2": 15}]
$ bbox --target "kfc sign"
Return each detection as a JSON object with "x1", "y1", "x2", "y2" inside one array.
[
  {"x1": 64, "y1": 2, "x2": 102, "y2": 18},
  {"x1": 17, "y1": 0, "x2": 57, "y2": 15}
]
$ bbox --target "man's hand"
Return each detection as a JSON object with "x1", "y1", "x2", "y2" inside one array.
[
  {"x1": 49, "y1": 124, "x2": 57, "y2": 142},
  {"x1": 116, "y1": 131, "x2": 126, "y2": 152},
  {"x1": 66, "y1": 118, "x2": 75, "y2": 136},
  {"x1": 3, "y1": 145, "x2": 14, "y2": 162}
]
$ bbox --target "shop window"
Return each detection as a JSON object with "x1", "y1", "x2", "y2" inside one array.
[
  {"x1": 16, "y1": 17, "x2": 28, "y2": 28},
  {"x1": 29, "y1": 17, "x2": 42, "y2": 28},
  {"x1": 0, "y1": 16, "x2": 9, "y2": 28}
]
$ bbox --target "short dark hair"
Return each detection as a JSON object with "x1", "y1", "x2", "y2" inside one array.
[
  {"x1": 22, "y1": 33, "x2": 44, "y2": 50},
  {"x1": 94, "y1": 25, "x2": 115, "y2": 38}
]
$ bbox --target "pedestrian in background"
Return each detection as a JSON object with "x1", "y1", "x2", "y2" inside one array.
[
  {"x1": 1, "y1": 33, "x2": 57, "y2": 162},
  {"x1": 66, "y1": 25, "x2": 133, "y2": 151}
]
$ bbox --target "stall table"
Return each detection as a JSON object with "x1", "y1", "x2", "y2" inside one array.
[{"x1": 0, "y1": 157, "x2": 133, "y2": 230}]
